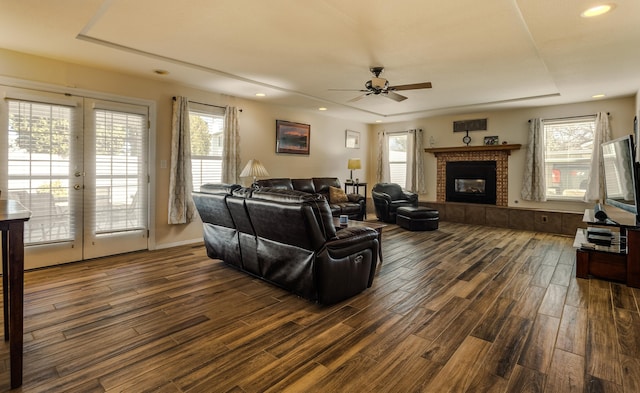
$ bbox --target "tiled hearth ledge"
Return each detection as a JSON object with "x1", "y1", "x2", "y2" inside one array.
[
  {"x1": 424, "y1": 144, "x2": 521, "y2": 207},
  {"x1": 419, "y1": 201, "x2": 584, "y2": 236},
  {"x1": 423, "y1": 144, "x2": 583, "y2": 235}
]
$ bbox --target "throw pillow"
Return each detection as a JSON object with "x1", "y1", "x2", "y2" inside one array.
[{"x1": 329, "y1": 186, "x2": 349, "y2": 203}]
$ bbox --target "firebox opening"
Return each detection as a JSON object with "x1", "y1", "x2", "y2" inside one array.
[
  {"x1": 455, "y1": 179, "x2": 486, "y2": 195},
  {"x1": 446, "y1": 161, "x2": 497, "y2": 205}
]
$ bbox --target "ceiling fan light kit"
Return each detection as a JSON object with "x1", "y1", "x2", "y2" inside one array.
[{"x1": 370, "y1": 77, "x2": 388, "y2": 89}]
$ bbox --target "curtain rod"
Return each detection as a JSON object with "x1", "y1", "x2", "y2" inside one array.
[
  {"x1": 528, "y1": 112, "x2": 609, "y2": 123},
  {"x1": 172, "y1": 96, "x2": 242, "y2": 112},
  {"x1": 384, "y1": 128, "x2": 422, "y2": 135}
]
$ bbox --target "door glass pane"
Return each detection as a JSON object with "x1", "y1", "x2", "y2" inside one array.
[
  {"x1": 7, "y1": 100, "x2": 72, "y2": 244},
  {"x1": 94, "y1": 109, "x2": 146, "y2": 234}
]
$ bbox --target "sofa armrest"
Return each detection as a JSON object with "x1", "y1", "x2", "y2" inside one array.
[
  {"x1": 372, "y1": 190, "x2": 392, "y2": 203},
  {"x1": 318, "y1": 227, "x2": 379, "y2": 303},
  {"x1": 333, "y1": 226, "x2": 376, "y2": 240},
  {"x1": 347, "y1": 193, "x2": 364, "y2": 203},
  {"x1": 402, "y1": 192, "x2": 419, "y2": 203},
  {"x1": 325, "y1": 227, "x2": 379, "y2": 259}
]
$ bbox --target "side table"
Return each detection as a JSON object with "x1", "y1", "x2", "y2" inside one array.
[{"x1": 344, "y1": 182, "x2": 367, "y2": 219}]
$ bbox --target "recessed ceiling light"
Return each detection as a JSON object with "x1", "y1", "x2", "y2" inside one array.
[
  {"x1": 581, "y1": 4, "x2": 614, "y2": 18},
  {"x1": 375, "y1": 120, "x2": 383, "y2": 123},
  {"x1": 318, "y1": 107, "x2": 327, "y2": 111},
  {"x1": 153, "y1": 69, "x2": 169, "y2": 75},
  {"x1": 255, "y1": 93, "x2": 266, "y2": 97},
  {"x1": 592, "y1": 94, "x2": 606, "y2": 98}
]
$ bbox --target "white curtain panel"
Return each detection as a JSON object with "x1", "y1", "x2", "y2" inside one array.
[
  {"x1": 521, "y1": 118, "x2": 547, "y2": 201},
  {"x1": 376, "y1": 131, "x2": 390, "y2": 183},
  {"x1": 583, "y1": 112, "x2": 612, "y2": 202},
  {"x1": 222, "y1": 106, "x2": 241, "y2": 184},
  {"x1": 406, "y1": 129, "x2": 426, "y2": 193},
  {"x1": 168, "y1": 96, "x2": 196, "y2": 224}
]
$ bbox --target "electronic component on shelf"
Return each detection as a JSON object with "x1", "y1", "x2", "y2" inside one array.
[
  {"x1": 587, "y1": 234, "x2": 613, "y2": 246},
  {"x1": 587, "y1": 227, "x2": 612, "y2": 236}
]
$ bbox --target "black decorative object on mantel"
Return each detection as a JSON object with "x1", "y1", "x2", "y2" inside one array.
[
  {"x1": 453, "y1": 118, "x2": 487, "y2": 132},
  {"x1": 462, "y1": 131, "x2": 471, "y2": 146},
  {"x1": 454, "y1": 118, "x2": 487, "y2": 146}
]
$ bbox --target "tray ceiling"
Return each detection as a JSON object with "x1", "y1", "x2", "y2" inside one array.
[{"x1": 1, "y1": 0, "x2": 638, "y2": 123}]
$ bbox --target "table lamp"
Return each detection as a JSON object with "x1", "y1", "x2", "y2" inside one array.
[
  {"x1": 347, "y1": 158, "x2": 361, "y2": 183},
  {"x1": 240, "y1": 159, "x2": 269, "y2": 188}
]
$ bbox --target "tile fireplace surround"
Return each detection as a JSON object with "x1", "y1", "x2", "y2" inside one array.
[{"x1": 424, "y1": 144, "x2": 521, "y2": 207}]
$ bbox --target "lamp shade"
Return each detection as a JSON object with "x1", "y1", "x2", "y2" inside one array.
[
  {"x1": 347, "y1": 158, "x2": 361, "y2": 170},
  {"x1": 240, "y1": 159, "x2": 269, "y2": 178}
]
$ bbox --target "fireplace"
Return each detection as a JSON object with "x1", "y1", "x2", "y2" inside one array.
[
  {"x1": 446, "y1": 161, "x2": 497, "y2": 204},
  {"x1": 425, "y1": 144, "x2": 521, "y2": 207}
]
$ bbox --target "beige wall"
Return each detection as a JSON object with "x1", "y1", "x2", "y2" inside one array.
[
  {"x1": 1, "y1": 48, "x2": 637, "y2": 250},
  {"x1": 0, "y1": 49, "x2": 370, "y2": 248},
  {"x1": 370, "y1": 96, "x2": 636, "y2": 213}
]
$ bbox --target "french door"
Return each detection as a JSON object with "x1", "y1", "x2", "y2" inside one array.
[{"x1": 1, "y1": 88, "x2": 149, "y2": 269}]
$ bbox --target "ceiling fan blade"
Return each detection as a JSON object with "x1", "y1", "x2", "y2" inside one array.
[
  {"x1": 328, "y1": 88, "x2": 368, "y2": 92},
  {"x1": 348, "y1": 94, "x2": 369, "y2": 102},
  {"x1": 384, "y1": 91, "x2": 408, "y2": 102},
  {"x1": 389, "y1": 82, "x2": 432, "y2": 91}
]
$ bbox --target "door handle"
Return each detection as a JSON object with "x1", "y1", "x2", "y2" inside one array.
[
  {"x1": 74, "y1": 171, "x2": 82, "y2": 177},
  {"x1": 74, "y1": 184, "x2": 81, "y2": 190}
]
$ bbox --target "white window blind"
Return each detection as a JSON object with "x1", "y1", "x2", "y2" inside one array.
[
  {"x1": 189, "y1": 105, "x2": 224, "y2": 191},
  {"x1": 7, "y1": 99, "x2": 75, "y2": 244},
  {"x1": 388, "y1": 134, "x2": 407, "y2": 186},
  {"x1": 93, "y1": 108, "x2": 148, "y2": 233}
]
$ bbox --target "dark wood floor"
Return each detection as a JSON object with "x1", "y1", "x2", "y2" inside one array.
[{"x1": 1, "y1": 221, "x2": 639, "y2": 392}]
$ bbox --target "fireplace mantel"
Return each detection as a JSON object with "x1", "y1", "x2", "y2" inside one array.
[{"x1": 424, "y1": 144, "x2": 521, "y2": 155}]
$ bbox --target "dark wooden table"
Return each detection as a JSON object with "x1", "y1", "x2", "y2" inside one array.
[{"x1": 1, "y1": 199, "x2": 31, "y2": 389}]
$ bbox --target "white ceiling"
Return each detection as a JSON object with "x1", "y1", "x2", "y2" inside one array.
[{"x1": 1, "y1": 0, "x2": 639, "y2": 123}]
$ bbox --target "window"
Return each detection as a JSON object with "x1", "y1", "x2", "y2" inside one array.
[
  {"x1": 189, "y1": 105, "x2": 224, "y2": 191},
  {"x1": 543, "y1": 116, "x2": 595, "y2": 200},
  {"x1": 388, "y1": 134, "x2": 407, "y2": 186}
]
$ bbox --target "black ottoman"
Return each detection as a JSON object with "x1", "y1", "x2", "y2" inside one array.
[{"x1": 396, "y1": 206, "x2": 439, "y2": 231}]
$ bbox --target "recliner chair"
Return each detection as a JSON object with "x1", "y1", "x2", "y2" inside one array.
[{"x1": 372, "y1": 183, "x2": 419, "y2": 223}]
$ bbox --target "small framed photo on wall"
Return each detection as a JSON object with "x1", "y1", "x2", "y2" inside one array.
[{"x1": 345, "y1": 130, "x2": 360, "y2": 149}]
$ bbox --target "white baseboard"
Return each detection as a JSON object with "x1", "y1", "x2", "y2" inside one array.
[{"x1": 153, "y1": 238, "x2": 204, "y2": 250}]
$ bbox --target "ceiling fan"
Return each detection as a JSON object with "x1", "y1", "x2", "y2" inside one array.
[{"x1": 331, "y1": 67, "x2": 432, "y2": 102}]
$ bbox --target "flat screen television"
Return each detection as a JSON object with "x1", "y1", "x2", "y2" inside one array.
[{"x1": 601, "y1": 135, "x2": 640, "y2": 224}]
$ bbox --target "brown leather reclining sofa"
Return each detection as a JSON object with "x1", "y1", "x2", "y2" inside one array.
[
  {"x1": 192, "y1": 184, "x2": 379, "y2": 304},
  {"x1": 255, "y1": 177, "x2": 365, "y2": 220}
]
